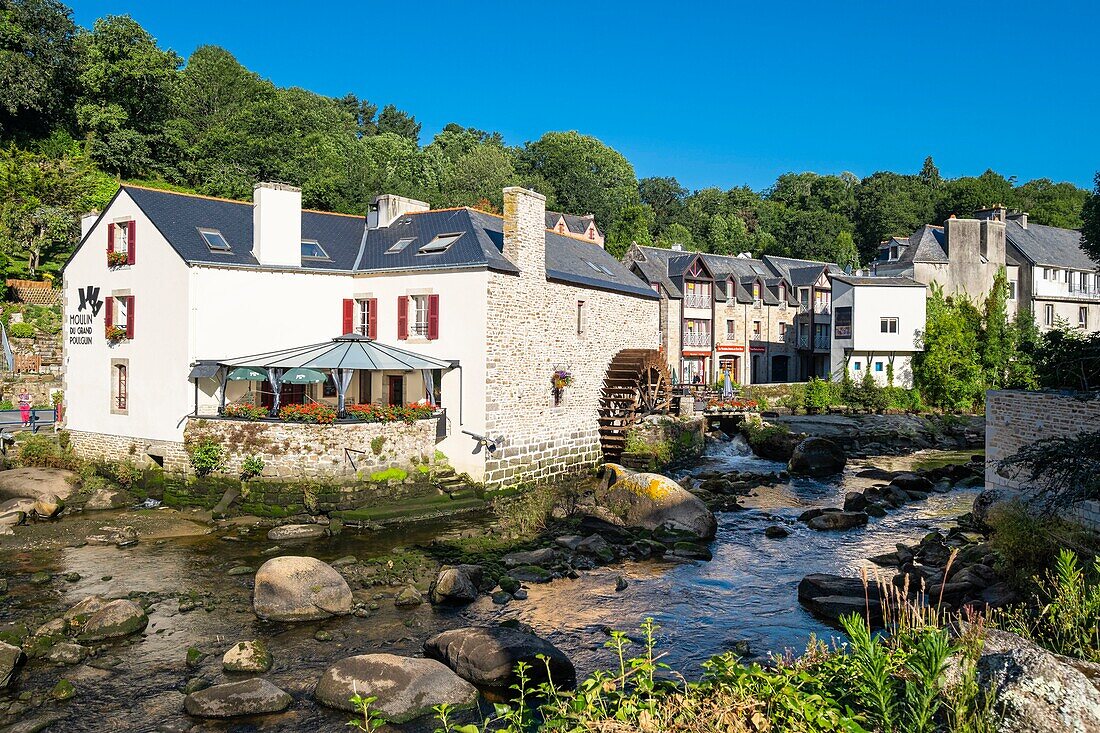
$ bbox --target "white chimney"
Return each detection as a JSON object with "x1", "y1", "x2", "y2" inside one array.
[
  {"x1": 252, "y1": 182, "x2": 301, "y2": 268},
  {"x1": 80, "y1": 211, "x2": 100, "y2": 240},
  {"x1": 367, "y1": 194, "x2": 430, "y2": 228},
  {"x1": 671, "y1": 243, "x2": 683, "y2": 252}
]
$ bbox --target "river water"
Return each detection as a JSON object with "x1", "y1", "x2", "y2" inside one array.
[{"x1": 0, "y1": 440, "x2": 979, "y2": 732}]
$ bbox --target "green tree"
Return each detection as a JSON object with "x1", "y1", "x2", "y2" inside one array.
[
  {"x1": 75, "y1": 14, "x2": 181, "y2": 176},
  {"x1": 855, "y1": 171, "x2": 933, "y2": 263},
  {"x1": 375, "y1": 104, "x2": 420, "y2": 141},
  {"x1": 655, "y1": 222, "x2": 693, "y2": 250},
  {"x1": 638, "y1": 176, "x2": 686, "y2": 231},
  {"x1": 832, "y1": 230, "x2": 859, "y2": 270},
  {"x1": 1082, "y1": 172, "x2": 1100, "y2": 264},
  {"x1": 1014, "y1": 178, "x2": 1087, "y2": 229},
  {"x1": 605, "y1": 203, "x2": 653, "y2": 259},
  {"x1": 913, "y1": 285, "x2": 984, "y2": 409},
  {"x1": 520, "y1": 131, "x2": 639, "y2": 226},
  {"x1": 0, "y1": 0, "x2": 78, "y2": 139},
  {"x1": 919, "y1": 156, "x2": 941, "y2": 189},
  {"x1": 980, "y1": 269, "x2": 1011, "y2": 388}
]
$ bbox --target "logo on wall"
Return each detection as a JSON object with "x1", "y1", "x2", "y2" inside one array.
[{"x1": 69, "y1": 285, "x2": 102, "y2": 345}]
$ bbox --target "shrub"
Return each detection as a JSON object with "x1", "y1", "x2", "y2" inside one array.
[
  {"x1": 860, "y1": 371, "x2": 888, "y2": 413},
  {"x1": 240, "y1": 454, "x2": 264, "y2": 480},
  {"x1": 985, "y1": 501, "x2": 1082, "y2": 588},
  {"x1": 17, "y1": 433, "x2": 59, "y2": 467},
  {"x1": 8, "y1": 322, "x2": 34, "y2": 338},
  {"x1": 187, "y1": 437, "x2": 224, "y2": 477},
  {"x1": 803, "y1": 377, "x2": 832, "y2": 413}
]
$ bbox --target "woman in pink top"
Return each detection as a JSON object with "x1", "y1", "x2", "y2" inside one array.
[{"x1": 18, "y1": 391, "x2": 31, "y2": 428}]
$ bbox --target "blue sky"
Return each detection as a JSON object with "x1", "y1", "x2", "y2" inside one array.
[{"x1": 70, "y1": 0, "x2": 1099, "y2": 192}]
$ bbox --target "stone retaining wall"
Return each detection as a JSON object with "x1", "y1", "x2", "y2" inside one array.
[
  {"x1": 0, "y1": 374, "x2": 62, "y2": 406},
  {"x1": 986, "y1": 390, "x2": 1100, "y2": 532},
  {"x1": 67, "y1": 430, "x2": 190, "y2": 473}
]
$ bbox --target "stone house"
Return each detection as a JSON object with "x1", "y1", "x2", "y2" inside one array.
[
  {"x1": 872, "y1": 206, "x2": 1100, "y2": 332},
  {"x1": 61, "y1": 183, "x2": 658, "y2": 486},
  {"x1": 546, "y1": 211, "x2": 604, "y2": 247},
  {"x1": 622, "y1": 245, "x2": 838, "y2": 385}
]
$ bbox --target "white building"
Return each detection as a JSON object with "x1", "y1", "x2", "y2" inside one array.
[
  {"x1": 62, "y1": 183, "x2": 659, "y2": 486},
  {"x1": 828, "y1": 275, "x2": 927, "y2": 388}
]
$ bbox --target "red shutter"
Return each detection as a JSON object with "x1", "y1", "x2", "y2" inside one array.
[
  {"x1": 342, "y1": 298, "x2": 354, "y2": 335},
  {"x1": 105, "y1": 297, "x2": 113, "y2": 331},
  {"x1": 107, "y1": 223, "x2": 115, "y2": 258},
  {"x1": 127, "y1": 220, "x2": 136, "y2": 265},
  {"x1": 427, "y1": 294, "x2": 439, "y2": 340},
  {"x1": 368, "y1": 298, "x2": 378, "y2": 340},
  {"x1": 126, "y1": 296, "x2": 134, "y2": 338},
  {"x1": 397, "y1": 295, "x2": 408, "y2": 340}
]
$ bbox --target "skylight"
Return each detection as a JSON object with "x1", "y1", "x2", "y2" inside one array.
[
  {"x1": 301, "y1": 240, "x2": 329, "y2": 260},
  {"x1": 417, "y1": 232, "x2": 463, "y2": 255},
  {"x1": 584, "y1": 260, "x2": 602, "y2": 273},
  {"x1": 385, "y1": 237, "x2": 415, "y2": 254},
  {"x1": 199, "y1": 229, "x2": 231, "y2": 252}
]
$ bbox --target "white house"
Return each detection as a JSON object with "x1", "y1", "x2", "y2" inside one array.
[
  {"x1": 828, "y1": 275, "x2": 927, "y2": 388},
  {"x1": 62, "y1": 183, "x2": 659, "y2": 486}
]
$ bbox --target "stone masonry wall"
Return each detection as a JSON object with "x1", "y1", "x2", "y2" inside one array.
[
  {"x1": 986, "y1": 389, "x2": 1100, "y2": 531},
  {"x1": 484, "y1": 188, "x2": 661, "y2": 487},
  {"x1": 67, "y1": 429, "x2": 190, "y2": 473},
  {"x1": 183, "y1": 417, "x2": 437, "y2": 479}
]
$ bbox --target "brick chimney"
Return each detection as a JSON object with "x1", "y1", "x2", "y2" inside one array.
[
  {"x1": 252, "y1": 182, "x2": 301, "y2": 268},
  {"x1": 502, "y1": 186, "x2": 546, "y2": 279}
]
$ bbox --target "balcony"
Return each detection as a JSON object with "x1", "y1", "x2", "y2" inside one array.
[
  {"x1": 797, "y1": 334, "x2": 830, "y2": 350},
  {"x1": 684, "y1": 294, "x2": 710, "y2": 309},
  {"x1": 683, "y1": 331, "x2": 711, "y2": 348},
  {"x1": 1067, "y1": 285, "x2": 1100, "y2": 300},
  {"x1": 798, "y1": 302, "x2": 831, "y2": 316}
]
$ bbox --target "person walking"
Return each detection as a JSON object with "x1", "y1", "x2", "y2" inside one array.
[{"x1": 18, "y1": 390, "x2": 31, "y2": 428}]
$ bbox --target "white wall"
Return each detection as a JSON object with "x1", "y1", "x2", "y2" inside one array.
[
  {"x1": 830, "y1": 280, "x2": 926, "y2": 387},
  {"x1": 63, "y1": 190, "x2": 193, "y2": 444}
]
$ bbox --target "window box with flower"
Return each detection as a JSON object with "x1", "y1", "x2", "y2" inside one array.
[
  {"x1": 224, "y1": 402, "x2": 269, "y2": 420},
  {"x1": 104, "y1": 325, "x2": 128, "y2": 342},
  {"x1": 344, "y1": 403, "x2": 436, "y2": 423},
  {"x1": 551, "y1": 369, "x2": 573, "y2": 406},
  {"x1": 107, "y1": 251, "x2": 129, "y2": 268}
]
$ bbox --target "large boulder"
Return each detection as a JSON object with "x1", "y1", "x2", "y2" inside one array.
[
  {"x1": 77, "y1": 599, "x2": 148, "y2": 642},
  {"x1": 798, "y1": 574, "x2": 885, "y2": 625},
  {"x1": 976, "y1": 628, "x2": 1100, "y2": 732},
  {"x1": 806, "y1": 511, "x2": 868, "y2": 531},
  {"x1": 788, "y1": 437, "x2": 846, "y2": 477},
  {"x1": 253, "y1": 556, "x2": 352, "y2": 621},
  {"x1": 428, "y1": 565, "x2": 484, "y2": 606},
  {"x1": 0, "y1": 468, "x2": 75, "y2": 502},
  {"x1": 972, "y1": 487, "x2": 1027, "y2": 528},
  {"x1": 0, "y1": 640, "x2": 26, "y2": 688},
  {"x1": 890, "y1": 473, "x2": 934, "y2": 494},
  {"x1": 184, "y1": 678, "x2": 292, "y2": 718},
  {"x1": 314, "y1": 653, "x2": 478, "y2": 723},
  {"x1": 222, "y1": 640, "x2": 272, "y2": 673},
  {"x1": 266, "y1": 524, "x2": 325, "y2": 541},
  {"x1": 424, "y1": 626, "x2": 576, "y2": 689},
  {"x1": 33, "y1": 493, "x2": 64, "y2": 519},
  {"x1": 595, "y1": 465, "x2": 717, "y2": 539},
  {"x1": 83, "y1": 488, "x2": 131, "y2": 511}
]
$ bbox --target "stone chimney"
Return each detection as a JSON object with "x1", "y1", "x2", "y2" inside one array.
[
  {"x1": 944, "y1": 217, "x2": 981, "y2": 267},
  {"x1": 1007, "y1": 211, "x2": 1028, "y2": 229},
  {"x1": 980, "y1": 218, "x2": 1006, "y2": 264},
  {"x1": 80, "y1": 211, "x2": 100, "y2": 240},
  {"x1": 502, "y1": 186, "x2": 546, "y2": 278},
  {"x1": 367, "y1": 194, "x2": 429, "y2": 228},
  {"x1": 252, "y1": 182, "x2": 301, "y2": 268},
  {"x1": 974, "y1": 205, "x2": 1008, "y2": 223}
]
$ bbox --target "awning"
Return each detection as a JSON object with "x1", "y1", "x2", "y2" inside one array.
[
  {"x1": 188, "y1": 360, "x2": 222, "y2": 379},
  {"x1": 216, "y1": 334, "x2": 455, "y2": 372}
]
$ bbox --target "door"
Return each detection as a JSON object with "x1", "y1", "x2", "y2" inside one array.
[
  {"x1": 387, "y1": 375, "x2": 405, "y2": 406},
  {"x1": 358, "y1": 371, "x2": 372, "y2": 405},
  {"x1": 772, "y1": 355, "x2": 789, "y2": 382},
  {"x1": 261, "y1": 383, "x2": 305, "y2": 409},
  {"x1": 751, "y1": 355, "x2": 762, "y2": 384}
]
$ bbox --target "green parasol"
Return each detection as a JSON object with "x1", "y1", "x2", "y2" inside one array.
[
  {"x1": 226, "y1": 367, "x2": 267, "y2": 381},
  {"x1": 280, "y1": 367, "x2": 328, "y2": 384}
]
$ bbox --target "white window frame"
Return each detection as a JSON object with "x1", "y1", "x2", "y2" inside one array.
[
  {"x1": 880, "y1": 317, "x2": 898, "y2": 334},
  {"x1": 1079, "y1": 306, "x2": 1088, "y2": 329},
  {"x1": 410, "y1": 294, "x2": 430, "y2": 336},
  {"x1": 356, "y1": 299, "x2": 372, "y2": 336},
  {"x1": 301, "y1": 239, "x2": 329, "y2": 260},
  {"x1": 199, "y1": 228, "x2": 232, "y2": 252},
  {"x1": 1045, "y1": 304, "x2": 1054, "y2": 326}
]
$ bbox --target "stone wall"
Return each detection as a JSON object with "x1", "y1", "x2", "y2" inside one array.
[
  {"x1": 183, "y1": 417, "x2": 438, "y2": 479},
  {"x1": 620, "y1": 415, "x2": 705, "y2": 472},
  {"x1": 483, "y1": 188, "x2": 661, "y2": 487},
  {"x1": 68, "y1": 416, "x2": 440, "y2": 480},
  {"x1": 0, "y1": 374, "x2": 62, "y2": 407}
]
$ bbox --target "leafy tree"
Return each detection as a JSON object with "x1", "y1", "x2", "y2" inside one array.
[
  {"x1": 638, "y1": 176, "x2": 686, "y2": 230},
  {"x1": 655, "y1": 222, "x2": 693, "y2": 250},
  {"x1": 0, "y1": 0, "x2": 78, "y2": 138},
  {"x1": 74, "y1": 15, "x2": 181, "y2": 176},
  {"x1": 980, "y1": 269, "x2": 1011, "y2": 389},
  {"x1": 1082, "y1": 172, "x2": 1100, "y2": 264},
  {"x1": 340, "y1": 94, "x2": 378, "y2": 138},
  {"x1": 855, "y1": 172, "x2": 933, "y2": 263},
  {"x1": 936, "y1": 169, "x2": 1015, "y2": 221},
  {"x1": 376, "y1": 104, "x2": 420, "y2": 141},
  {"x1": 520, "y1": 131, "x2": 639, "y2": 227},
  {"x1": 919, "y1": 156, "x2": 941, "y2": 189},
  {"x1": 605, "y1": 204, "x2": 653, "y2": 259},
  {"x1": 913, "y1": 285, "x2": 985, "y2": 409},
  {"x1": 832, "y1": 231, "x2": 859, "y2": 270},
  {"x1": 1014, "y1": 178, "x2": 1087, "y2": 229}
]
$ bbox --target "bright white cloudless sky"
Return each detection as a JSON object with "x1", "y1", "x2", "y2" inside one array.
[{"x1": 70, "y1": 0, "x2": 1100, "y2": 192}]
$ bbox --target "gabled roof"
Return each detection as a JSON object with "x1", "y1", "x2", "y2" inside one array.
[
  {"x1": 634, "y1": 245, "x2": 825, "y2": 303},
  {"x1": 84, "y1": 186, "x2": 652, "y2": 299},
  {"x1": 546, "y1": 210, "x2": 599, "y2": 237},
  {"x1": 903, "y1": 225, "x2": 948, "y2": 264},
  {"x1": 831, "y1": 274, "x2": 926, "y2": 288},
  {"x1": 1006, "y1": 220, "x2": 1096, "y2": 270}
]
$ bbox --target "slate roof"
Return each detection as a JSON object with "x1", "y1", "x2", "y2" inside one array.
[
  {"x1": 632, "y1": 245, "x2": 807, "y2": 305},
  {"x1": 1006, "y1": 220, "x2": 1096, "y2": 270},
  {"x1": 546, "y1": 211, "x2": 600, "y2": 237},
  {"x1": 78, "y1": 186, "x2": 653, "y2": 300}
]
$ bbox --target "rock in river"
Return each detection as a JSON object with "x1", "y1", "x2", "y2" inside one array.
[
  {"x1": 33, "y1": 493, "x2": 64, "y2": 519},
  {"x1": 314, "y1": 653, "x2": 478, "y2": 723},
  {"x1": 266, "y1": 524, "x2": 326, "y2": 541},
  {"x1": 0, "y1": 467, "x2": 75, "y2": 502},
  {"x1": 253, "y1": 556, "x2": 352, "y2": 621},
  {"x1": 806, "y1": 511, "x2": 868, "y2": 531},
  {"x1": 424, "y1": 625, "x2": 576, "y2": 689},
  {"x1": 77, "y1": 599, "x2": 148, "y2": 642},
  {"x1": 595, "y1": 464, "x2": 717, "y2": 539},
  {"x1": 428, "y1": 565, "x2": 483, "y2": 606},
  {"x1": 0, "y1": 640, "x2": 26, "y2": 688},
  {"x1": 184, "y1": 678, "x2": 292, "y2": 718},
  {"x1": 788, "y1": 437, "x2": 846, "y2": 477},
  {"x1": 84, "y1": 487, "x2": 131, "y2": 511},
  {"x1": 222, "y1": 640, "x2": 272, "y2": 673}
]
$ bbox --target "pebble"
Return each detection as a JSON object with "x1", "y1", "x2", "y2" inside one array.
[{"x1": 314, "y1": 630, "x2": 333, "y2": 642}]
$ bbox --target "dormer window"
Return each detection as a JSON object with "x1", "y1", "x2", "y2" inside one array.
[
  {"x1": 588, "y1": 226, "x2": 596, "y2": 240},
  {"x1": 200, "y1": 229, "x2": 231, "y2": 252},
  {"x1": 385, "y1": 237, "x2": 415, "y2": 254},
  {"x1": 301, "y1": 240, "x2": 328, "y2": 260},
  {"x1": 417, "y1": 232, "x2": 462, "y2": 255}
]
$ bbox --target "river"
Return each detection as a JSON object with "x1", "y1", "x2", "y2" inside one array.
[{"x1": 0, "y1": 440, "x2": 980, "y2": 731}]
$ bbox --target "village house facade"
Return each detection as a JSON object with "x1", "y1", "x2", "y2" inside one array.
[
  {"x1": 622, "y1": 245, "x2": 837, "y2": 385},
  {"x1": 61, "y1": 183, "x2": 658, "y2": 486},
  {"x1": 828, "y1": 275, "x2": 927, "y2": 388},
  {"x1": 872, "y1": 205, "x2": 1100, "y2": 332}
]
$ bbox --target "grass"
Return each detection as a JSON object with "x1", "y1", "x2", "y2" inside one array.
[{"x1": 331, "y1": 493, "x2": 485, "y2": 523}]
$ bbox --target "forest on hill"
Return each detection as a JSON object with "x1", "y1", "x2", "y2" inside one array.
[{"x1": 0, "y1": 0, "x2": 1092, "y2": 281}]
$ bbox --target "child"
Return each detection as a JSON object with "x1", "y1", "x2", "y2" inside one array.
[{"x1": 18, "y1": 390, "x2": 31, "y2": 428}]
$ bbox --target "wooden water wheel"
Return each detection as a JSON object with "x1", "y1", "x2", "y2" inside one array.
[{"x1": 598, "y1": 349, "x2": 673, "y2": 462}]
